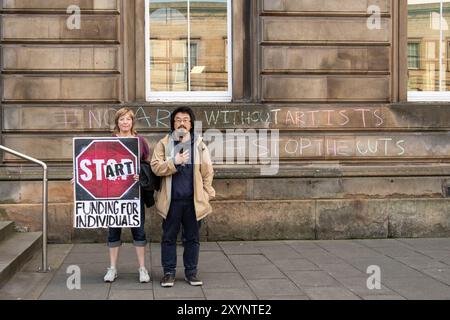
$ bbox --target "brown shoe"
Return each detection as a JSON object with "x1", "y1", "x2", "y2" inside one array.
[
  {"x1": 161, "y1": 274, "x2": 175, "y2": 287},
  {"x1": 185, "y1": 275, "x2": 203, "y2": 286}
]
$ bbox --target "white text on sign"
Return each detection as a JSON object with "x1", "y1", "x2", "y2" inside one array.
[{"x1": 79, "y1": 159, "x2": 135, "y2": 181}]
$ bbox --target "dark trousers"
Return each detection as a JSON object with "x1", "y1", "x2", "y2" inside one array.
[
  {"x1": 108, "y1": 196, "x2": 147, "y2": 247},
  {"x1": 161, "y1": 199, "x2": 200, "y2": 277}
]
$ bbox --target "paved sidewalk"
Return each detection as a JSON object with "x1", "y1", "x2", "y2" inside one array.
[{"x1": 2, "y1": 238, "x2": 450, "y2": 300}]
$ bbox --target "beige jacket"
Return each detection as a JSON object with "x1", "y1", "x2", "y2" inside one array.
[{"x1": 150, "y1": 134, "x2": 215, "y2": 221}]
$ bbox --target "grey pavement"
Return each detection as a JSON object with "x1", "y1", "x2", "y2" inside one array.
[{"x1": 2, "y1": 238, "x2": 450, "y2": 300}]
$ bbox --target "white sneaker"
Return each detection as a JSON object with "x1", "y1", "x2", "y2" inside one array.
[
  {"x1": 104, "y1": 267, "x2": 118, "y2": 282},
  {"x1": 139, "y1": 267, "x2": 150, "y2": 283}
]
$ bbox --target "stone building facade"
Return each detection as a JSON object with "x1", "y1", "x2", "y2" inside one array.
[{"x1": 0, "y1": 0, "x2": 449, "y2": 243}]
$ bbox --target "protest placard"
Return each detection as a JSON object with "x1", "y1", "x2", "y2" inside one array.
[{"x1": 73, "y1": 138, "x2": 140, "y2": 228}]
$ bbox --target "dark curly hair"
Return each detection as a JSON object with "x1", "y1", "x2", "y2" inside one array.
[{"x1": 170, "y1": 107, "x2": 196, "y2": 134}]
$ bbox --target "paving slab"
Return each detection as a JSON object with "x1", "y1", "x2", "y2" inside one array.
[
  {"x1": 57, "y1": 262, "x2": 107, "y2": 279},
  {"x1": 322, "y1": 248, "x2": 385, "y2": 259},
  {"x1": 153, "y1": 281, "x2": 204, "y2": 299},
  {"x1": 261, "y1": 295, "x2": 310, "y2": 300},
  {"x1": 165, "y1": 297, "x2": 206, "y2": 300},
  {"x1": 394, "y1": 256, "x2": 448, "y2": 270},
  {"x1": 249, "y1": 241, "x2": 287, "y2": 247},
  {"x1": 398, "y1": 238, "x2": 450, "y2": 250},
  {"x1": 22, "y1": 244, "x2": 73, "y2": 272},
  {"x1": 227, "y1": 254, "x2": 272, "y2": 267},
  {"x1": 62, "y1": 252, "x2": 110, "y2": 264},
  {"x1": 362, "y1": 294, "x2": 406, "y2": 300},
  {"x1": 247, "y1": 279, "x2": 305, "y2": 297},
  {"x1": 371, "y1": 246, "x2": 428, "y2": 259},
  {"x1": 109, "y1": 289, "x2": 154, "y2": 300},
  {"x1": 354, "y1": 239, "x2": 409, "y2": 249},
  {"x1": 258, "y1": 246, "x2": 303, "y2": 261},
  {"x1": 198, "y1": 252, "x2": 237, "y2": 272},
  {"x1": 110, "y1": 273, "x2": 153, "y2": 290},
  {"x1": 114, "y1": 262, "x2": 152, "y2": 274},
  {"x1": 199, "y1": 272, "x2": 248, "y2": 289},
  {"x1": 39, "y1": 280, "x2": 110, "y2": 300},
  {"x1": 345, "y1": 257, "x2": 426, "y2": 278},
  {"x1": 336, "y1": 276, "x2": 399, "y2": 296},
  {"x1": 284, "y1": 241, "x2": 323, "y2": 251},
  {"x1": 271, "y1": 259, "x2": 319, "y2": 272},
  {"x1": 217, "y1": 242, "x2": 260, "y2": 255},
  {"x1": 320, "y1": 263, "x2": 366, "y2": 279},
  {"x1": 200, "y1": 242, "x2": 223, "y2": 252},
  {"x1": 300, "y1": 253, "x2": 346, "y2": 266},
  {"x1": 290, "y1": 247, "x2": 330, "y2": 256},
  {"x1": 315, "y1": 241, "x2": 367, "y2": 251},
  {"x1": 382, "y1": 276, "x2": 450, "y2": 300},
  {"x1": 237, "y1": 265, "x2": 286, "y2": 280},
  {"x1": 420, "y1": 268, "x2": 450, "y2": 285},
  {"x1": 415, "y1": 250, "x2": 450, "y2": 260},
  {"x1": 203, "y1": 288, "x2": 257, "y2": 300},
  {"x1": 439, "y1": 257, "x2": 450, "y2": 266},
  {"x1": 285, "y1": 271, "x2": 341, "y2": 288},
  {"x1": 303, "y1": 287, "x2": 361, "y2": 300},
  {"x1": 70, "y1": 243, "x2": 109, "y2": 254}
]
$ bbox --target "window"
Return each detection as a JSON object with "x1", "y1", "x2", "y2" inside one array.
[
  {"x1": 408, "y1": 42, "x2": 420, "y2": 69},
  {"x1": 447, "y1": 40, "x2": 450, "y2": 70},
  {"x1": 145, "y1": 0, "x2": 232, "y2": 102},
  {"x1": 408, "y1": 0, "x2": 450, "y2": 101}
]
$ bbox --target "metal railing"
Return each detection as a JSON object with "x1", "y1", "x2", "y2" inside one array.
[{"x1": 0, "y1": 145, "x2": 49, "y2": 272}]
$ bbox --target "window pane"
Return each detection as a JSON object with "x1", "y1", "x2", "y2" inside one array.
[
  {"x1": 148, "y1": 0, "x2": 229, "y2": 95},
  {"x1": 408, "y1": 43, "x2": 420, "y2": 69},
  {"x1": 149, "y1": 1, "x2": 188, "y2": 91},
  {"x1": 442, "y1": 0, "x2": 450, "y2": 91},
  {"x1": 408, "y1": 0, "x2": 441, "y2": 92},
  {"x1": 190, "y1": 0, "x2": 228, "y2": 92}
]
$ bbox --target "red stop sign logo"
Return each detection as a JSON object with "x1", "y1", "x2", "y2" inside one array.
[{"x1": 76, "y1": 140, "x2": 138, "y2": 199}]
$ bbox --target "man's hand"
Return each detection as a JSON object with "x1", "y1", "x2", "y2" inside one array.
[{"x1": 174, "y1": 150, "x2": 190, "y2": 165}]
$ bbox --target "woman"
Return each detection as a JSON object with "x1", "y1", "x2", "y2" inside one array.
[{"x1": 103, "y1": 108, "x2": 151, "y2": 283}]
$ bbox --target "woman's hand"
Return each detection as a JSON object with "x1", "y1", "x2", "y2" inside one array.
[{"x1": 133, "y1": 174, "x2": 139, "y2": 181}]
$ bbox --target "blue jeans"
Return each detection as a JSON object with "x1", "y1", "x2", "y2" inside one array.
[
  {"x1": 108, "y1": 197, "x2": 147, "y2": 247},
  {"x1": 161, "y1": 199, "x2": 200, "y2": 277}
]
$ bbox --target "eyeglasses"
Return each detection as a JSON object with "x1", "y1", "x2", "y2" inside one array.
[{"x1": 175, "y1": 118, "x2": 191, "y2": 124}]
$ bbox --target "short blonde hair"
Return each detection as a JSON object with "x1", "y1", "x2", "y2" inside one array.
[{"x1": 113, "y1": 108, "x2": 137, "y2": 136}]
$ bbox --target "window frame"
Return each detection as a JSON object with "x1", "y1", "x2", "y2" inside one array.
[
  {"x1": 447, "y1": 39, "x2": 450, "y2": 72},
  {"x1": 406, "y1": 0, "x2": 450, "y2": 102},
  {"x1": 407, "y1": 41, "x2": 420, "y2": 70},
  {"x1": 144, "y1": 0, "x2": 233, "y2": 102}
]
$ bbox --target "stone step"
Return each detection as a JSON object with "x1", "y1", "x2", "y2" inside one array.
[
  {"x1": 0, "y1": 232, "x2": 42, "y2": 288},
  {"x1": 0, "y1": 222, "x2": 15, "y2": 243}
]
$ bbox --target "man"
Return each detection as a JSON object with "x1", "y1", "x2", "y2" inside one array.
[{"x1": 151, "y1": 107, "x2": 215, "y2": 287}]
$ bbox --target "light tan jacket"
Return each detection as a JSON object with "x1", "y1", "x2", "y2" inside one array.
[{"x1": 150, "y1": 134, "x2": 215, "y2": 221}]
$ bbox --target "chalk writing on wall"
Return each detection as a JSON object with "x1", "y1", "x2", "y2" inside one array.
[
  {"x1": 283, "y1": 137, "x2": 406, "y2": 157},
  {"x1": 50, "y1": 107, "x2": 386, "y2": 129}
]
